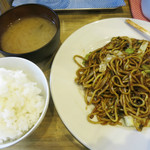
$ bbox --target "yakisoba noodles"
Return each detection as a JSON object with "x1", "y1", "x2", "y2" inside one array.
[{"x1": 73, "y1": 36, "x2": 150, "y2": 131}]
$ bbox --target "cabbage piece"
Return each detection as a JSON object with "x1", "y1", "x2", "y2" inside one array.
[{"x1": 138, "y1": 41, "x2": 149, "y2": 55}]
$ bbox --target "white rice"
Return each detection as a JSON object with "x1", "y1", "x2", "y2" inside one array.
[{"x1": 0, "y1": 68, "x2": 45, "y2": 143}]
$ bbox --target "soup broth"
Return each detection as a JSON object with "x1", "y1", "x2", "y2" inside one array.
[{"x1": 1, "y1": 17, "x2": 57, "y2": 54}]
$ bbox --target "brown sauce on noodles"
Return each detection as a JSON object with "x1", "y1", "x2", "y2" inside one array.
[{"x1": 74, "y1": 36, "x2": 150, "y2": 131}]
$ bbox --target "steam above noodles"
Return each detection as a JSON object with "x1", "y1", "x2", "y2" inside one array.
[{"x1": 73, "y1": 36, "x2": 150, "y2": 131}]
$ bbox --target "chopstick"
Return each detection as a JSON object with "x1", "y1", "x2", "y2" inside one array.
[
  {"x1": 126, "y1": 19, "x2": 150, "y2": 36},
  {"x1": 0, "y1": 0, "x2": 11, "y2": 14}
]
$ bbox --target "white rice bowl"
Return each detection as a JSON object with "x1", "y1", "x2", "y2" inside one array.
[{"x1": 0, "y1": 57, "x2": 49, "y2": 149}]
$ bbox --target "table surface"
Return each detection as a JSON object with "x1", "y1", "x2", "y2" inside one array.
[{"x1": 4, "y1": 0, "x2": 132, "y2": 149}]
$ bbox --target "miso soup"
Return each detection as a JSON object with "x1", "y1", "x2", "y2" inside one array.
[{"x1": 1, "y1": 17, "x2": 57, "y2": 54}]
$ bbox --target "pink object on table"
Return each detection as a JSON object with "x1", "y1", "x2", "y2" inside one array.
[{"x1": 129, "y1": 0, "x2": 149, "y2": 21}]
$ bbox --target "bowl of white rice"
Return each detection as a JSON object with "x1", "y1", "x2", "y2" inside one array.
[{"x1": 0, "y1": 57, "x2": 49, "y2": 149}]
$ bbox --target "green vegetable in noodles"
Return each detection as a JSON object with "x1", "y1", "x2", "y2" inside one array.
[{"x1": 125, "y1": 48, "x2": 134, "y2": 54}]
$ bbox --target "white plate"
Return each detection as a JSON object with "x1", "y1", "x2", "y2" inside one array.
[{"x1": 50, "y1": 18, "x2": 150, "y2": 150}]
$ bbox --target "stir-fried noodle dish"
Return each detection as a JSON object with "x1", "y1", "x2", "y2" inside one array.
[{"x1": 73, "y1": 36, "x2": 150, "y2": 131}]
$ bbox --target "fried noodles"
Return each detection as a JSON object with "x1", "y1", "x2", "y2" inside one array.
[{"x1": 73, "y1": 36, "x2": 150, "y2": 131}]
